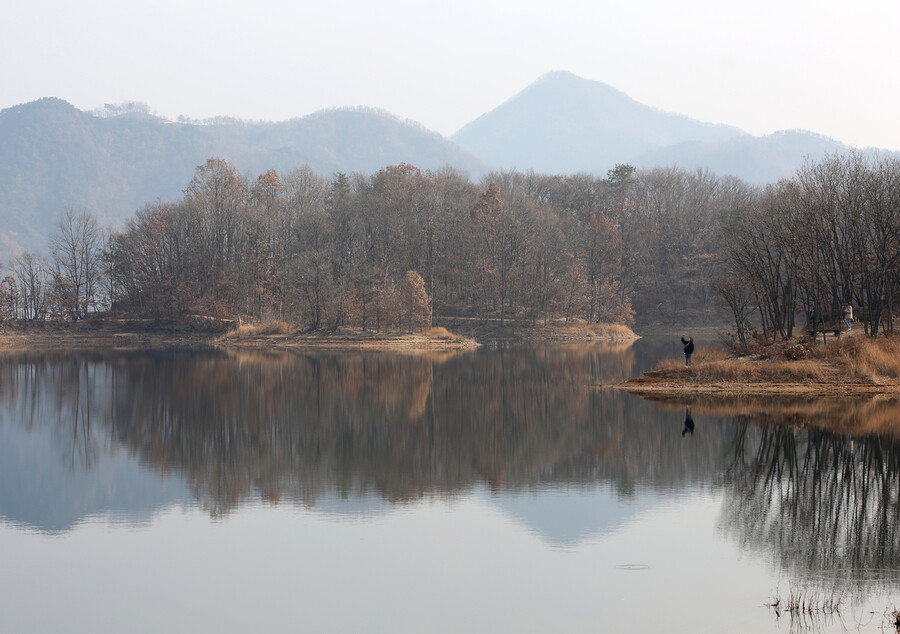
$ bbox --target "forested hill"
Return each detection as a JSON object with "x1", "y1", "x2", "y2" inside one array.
[{"x1": 0, "y1": 98, "x2": 486, "y2": 257}]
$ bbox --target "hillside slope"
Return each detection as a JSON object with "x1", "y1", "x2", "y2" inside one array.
[
  {"x1": 451, "y1": 71, "x2": 745, "y2": 174},
  {"x1": 0, "y1": 99, "x2": 486, "y2": 258},
  {"x1": 629, "y1": 129, "x2": 869, "y2": 184}
]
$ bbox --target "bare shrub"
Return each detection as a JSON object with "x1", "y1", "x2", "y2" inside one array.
[
  {"x1": 401, "y1": 270, "x2": 432, "y2": 332},
  {"x1": 222, "y1": 320, "x2": 292, "y2": 339},
  {"x1": 783, "y1": 342, "x2": 812, "y2": 360},
  {"x1": 424, "y1": 326, "x2": 456, "y2": 340},
  {"x1": 822, "y1": 336, "x2": 900, "y2": 380}
]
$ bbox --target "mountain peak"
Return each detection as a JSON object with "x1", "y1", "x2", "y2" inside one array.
[
  {"x1": 1, "y1": 97, "x2": 80, "y2": 121},
  {"x1": 533, "y1": 70, "x2": 620, "y2": 91},
  {"x1": 451, "y1": 71, "x2": 744, "y2": 174}
]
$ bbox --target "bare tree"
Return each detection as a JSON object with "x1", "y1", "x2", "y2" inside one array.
[
  {"x1": 0, "y1": 275, "x2": 17, "y2": 320},
  {"x1": 48, "y1": 207, "x2": 104, "y2": 320},
  {"x1": 12, "y1": 251, "x2": 50, "y2": 320}
]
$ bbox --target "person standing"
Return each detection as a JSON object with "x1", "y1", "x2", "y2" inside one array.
[
  {"x1": 844, "y1": 304, "x2": 853, "y2": 331},
  {"x1": 681, "y1": 336, "x2": 694, "y2": 368}
]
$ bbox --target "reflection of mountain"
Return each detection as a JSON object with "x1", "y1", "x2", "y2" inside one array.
[
  {"x1": 0, "y1": 411, "x2": 189, "y2": 534},
  {"x1": 293, "y1": 492, "x2": 393, "y2": 520},
  {"x1": 488, "y1": 486, "x2": 661, "y2": 548},
  {"x1": 5, "y1": 342, "x2": 900, "y2": 588},
  {"x1": 0, "y1": 344, "x2": 734, "y2": 529}
]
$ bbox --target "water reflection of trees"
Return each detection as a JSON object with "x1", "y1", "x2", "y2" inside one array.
[
  {"x1": 721, "y1": 417, "x2": 900, "y2": 589},
  {"x1": 10, "y1": 347, "x2": 893, "y2": 596},
  {"x1": 1, "y1": 352, "x2": 109, "y2": 472},
  {"x1": 8, "y1": 346, "x2": 900, "y2": 566},
  {"x1": 0, "y1": 345, "x2": 741, "y2": 516}
]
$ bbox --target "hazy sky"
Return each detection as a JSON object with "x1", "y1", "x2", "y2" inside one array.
[{"x1": 4, "y1": 0, "x2": 900, "y2": 149}]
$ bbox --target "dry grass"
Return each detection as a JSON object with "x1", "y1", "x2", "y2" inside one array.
[
  {"x1": 815, "y1": 336, "x2": 900, "y2": 381},
  {"x1": 563, "y1": 322, "x2": 637, "y2": 339},
  {"x1": 219, "y1": 324, "x2": 479, "y2": 351},
  {"x1": 656, "y1": 345, "x2": 729, "y2": 370},
  {"x1": 708, "y1": 358, "x2": 831, "y2": 382},
  {"x1": 636, "y1": 335, "x2": 899, "y2": 390},
  {"x1": 666, "y1": 337, "x2": 900, "y2": 383},
  {"x1": 221, "y1": 320, "x2": 293, "y2": 340},
  {"x1": 423, "y1": 326, "x2": 460, "y2": 340},
  {"x1": 659, "y1": 356, "x2": 832, "y2": 382}
]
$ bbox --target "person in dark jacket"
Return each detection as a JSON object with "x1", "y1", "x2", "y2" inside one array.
[{"x1": 681, "y1": 337, "x2": 694, "y2": 368}]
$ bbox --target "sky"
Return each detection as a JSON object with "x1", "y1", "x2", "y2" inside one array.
[{"x1": 3, "y1": 0, "x2": 900, "y2": 150}]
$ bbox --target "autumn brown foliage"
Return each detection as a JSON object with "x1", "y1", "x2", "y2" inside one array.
[
  {"x1": 21, "y1": 158, "x2": 886, "y2": 332},
  {"x1": 99, "y1": 162, "x2": 657, "y2": 329}
]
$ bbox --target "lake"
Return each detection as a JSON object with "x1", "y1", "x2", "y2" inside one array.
[{"x1": 1, "y1": 338, "x2": 899, "y2": 633}]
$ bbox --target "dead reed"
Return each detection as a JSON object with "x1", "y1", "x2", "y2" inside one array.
[
  {"x1": 658, "y1": 346, "x2": 833, "y2": 382},
  {"x1": 423, "y1": 326, "x2": 459, "y2": 340},
  {"x1": 815, "y1": 336, "x2": 900, "y2": 381},
  {"x1": 886, "y1": 607, "x2": 900, "y2": 631},
  {"x1": 766, "y1": 585, "x2": 845, "y2": 622},
  {"x1": 552, "y1": 322, "x2": 638, "y2": 340},
  {"x1": 581, "y1": 322, "x2": 637, "y2": 339},
  {"x1": 221, "y1": 320, "x2": 293, "y2": 339}
]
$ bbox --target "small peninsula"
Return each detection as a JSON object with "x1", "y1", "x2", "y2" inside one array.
[{"x1": 617, "y1": 334, "x2": 900, "y2": 397}]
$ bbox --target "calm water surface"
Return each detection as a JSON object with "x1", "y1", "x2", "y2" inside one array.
[{"x1": 1, "y1": 338, "x2": 900, "y2": 633}]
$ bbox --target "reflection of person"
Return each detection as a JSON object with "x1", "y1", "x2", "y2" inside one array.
[
  {"x1": 681, "y1": 337, "x2": 694, "y2": 368},
  {"x1": 844, "y1": 304, "x2": 853, "y2": 331},
  {"x1": 682, "y1": 407, "x2": 695, "y2": 437}
]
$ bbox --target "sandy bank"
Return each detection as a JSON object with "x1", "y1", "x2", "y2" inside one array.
[
  {"x1": 217, "y1": 327, "x2": 480, "y2": 352},
  {"x1": 616, "y1": 368, "x2": 900, "y2": 397},
  {"x1": 0, "y1": 327, "x2": 479, "y2": 353},
  {"x1": 0, "y1": 329, "x2": 215, "y2": 352}
]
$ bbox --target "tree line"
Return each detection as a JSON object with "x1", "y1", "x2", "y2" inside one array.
[
  {"x1": 716, "y1": 152, "x2": 900, "y2": 341},
  {"x1": 1, "y1": 153, "x2": 897, "y2": 337}
]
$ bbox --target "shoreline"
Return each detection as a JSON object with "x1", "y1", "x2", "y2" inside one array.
[
  {"x1": 0, "y1": 321, "x2": 638, "y2": 353},
  {"x1": 0, "y1": 327, "x2": 478, "y2": 353},
  {"x1": 617, "y1": 332, "x2": 900, "y2": 398},
  {"x1": 219, "y1": 328, "x2": 480, "y2": 352},
  {"x1": 632, "y1": 391, "x2": 900, "y2": 438},
  {"x1": 615, "y1": 374, "x2": 900, "y2": 397}
]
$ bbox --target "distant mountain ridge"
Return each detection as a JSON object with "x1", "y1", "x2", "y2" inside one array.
[
  {"x1": 0, "y1": 98, "x2": 487, "y2": 257},
  {"x1": 627, "y1": 129, "x2": 872, "y2": 183},
  {"x1": 452, "y1": 70, "x2": 746, "y2": 174},
  {"x1": 450, "y1": 71, "x2": 886, "y2": 181},
  {"x1": 2, "y1": 73, "x2": 896, "y2": 259}
]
